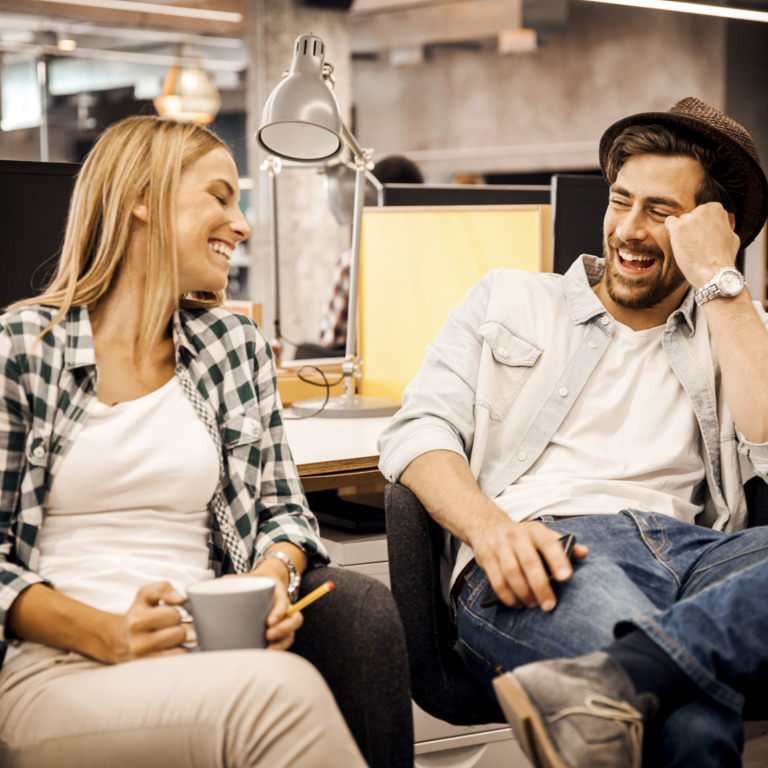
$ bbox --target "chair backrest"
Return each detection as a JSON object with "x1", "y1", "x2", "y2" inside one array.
[{"x1": 384, "y1": 482, "x2": 504, "y2": 726}]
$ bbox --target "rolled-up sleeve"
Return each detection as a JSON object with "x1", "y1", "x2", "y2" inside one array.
[
  {"x1": 250, "y1": 330, "x2": 329, "y2": 564},
  {"x1": 378, "y1": 272, "x2": 495, "y2": 482},
  {"x1": 0, "y1": 323, "x2": 47, "y2": 643}
]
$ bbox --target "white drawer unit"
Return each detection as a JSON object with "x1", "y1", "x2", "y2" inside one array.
[{"x1": 320, "y1": 527, "x2": 530, "y2": 768}]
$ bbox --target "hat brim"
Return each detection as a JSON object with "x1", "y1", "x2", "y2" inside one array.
[{"x1": 599, "y1": 110, "x2": 768, "y2": 249}]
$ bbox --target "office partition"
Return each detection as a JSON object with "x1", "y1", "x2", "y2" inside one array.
[
  {"x1": 358, "y1": 205, "x2": 552, "y2": 400},
  {"x1": 0, "y1": 160, "x2": 79, "y2": 309}
]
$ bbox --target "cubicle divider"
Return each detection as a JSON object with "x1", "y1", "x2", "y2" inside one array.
[
  {"x1": 0, "y1": 160, "x2": 79, "y2": 309},
  {"x1": 358, "y1": 204, "x2": 553, "y2": 400}
]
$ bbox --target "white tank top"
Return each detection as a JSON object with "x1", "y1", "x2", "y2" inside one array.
[{"x1": 38, "y1": 376, "x2": 219, "y2": 615}]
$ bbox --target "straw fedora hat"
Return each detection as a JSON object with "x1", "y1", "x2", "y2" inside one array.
[{"x1": 599, "y1": 97, "x2": 768, "y2": 248}]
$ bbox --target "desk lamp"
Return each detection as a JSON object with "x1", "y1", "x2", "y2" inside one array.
[{"x1": 257, "y1": 33, "x2": 400, "y2": 418}]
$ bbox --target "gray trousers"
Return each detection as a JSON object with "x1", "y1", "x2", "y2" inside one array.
[{"x1": 0, "y1": 643, "x2": 367, "y2": 768}]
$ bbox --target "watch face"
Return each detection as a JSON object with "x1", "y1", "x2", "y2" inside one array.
[{"x1": 718, "y1": 270, "x2": 745, "y2": 297}]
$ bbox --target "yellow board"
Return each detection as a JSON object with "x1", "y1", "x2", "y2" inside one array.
[{"x1": 359, "y1": 205, "x2": 553, "y2": 400}]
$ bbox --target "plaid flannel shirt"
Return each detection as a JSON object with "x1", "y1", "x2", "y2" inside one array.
[
  {"x1": 318, "y1": 248, "x2": 350, "y2": 348},
  {"x1": 0, "y1": 304, "x2": 328, "y2": 649}
]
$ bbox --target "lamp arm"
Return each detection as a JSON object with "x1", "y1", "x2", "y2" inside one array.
[
  {"x1": 341, "y1": 122, "x2": 369, "y2": 167},
  {"x1": 262, "y1": 155, "x2": 282, "y2": 366},
  {"x1": 343, "y1": 127, "x2": 370, "y2": 398}
]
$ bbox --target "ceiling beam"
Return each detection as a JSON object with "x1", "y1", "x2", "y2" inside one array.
[{"x1": 349, "y1": 0, "x2": 523, "y2": 52}]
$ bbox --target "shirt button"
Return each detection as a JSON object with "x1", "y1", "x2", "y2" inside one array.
[
  {"x1": 600, "y1": 316, "x2": 610, "y2": 326},
  {"x1": 497, "y1": 346, "x2": 508, "y2": 358},
  {"x1": 221, "y1": 521, "x2": 234, "y2": 534},
  {"x1": 33, "y1": 446, "x2": 46, "y2": 459},
  {"x1": 588, "y1": 341, "x2": 597, "y2": 349},
  {"x1": 518, "y1": 452, "x2": 526, "y2": 461},
  {"x1": 559, "y1": 388, "x2": 568, "y2": 397}
]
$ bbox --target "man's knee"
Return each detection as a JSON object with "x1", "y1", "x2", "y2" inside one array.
[{"x1": 645, "y1": 699, "x2": 743, "y2": 768}]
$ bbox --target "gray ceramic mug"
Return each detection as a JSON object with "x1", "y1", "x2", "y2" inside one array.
[{"x1": 185, "y1": 576, "x2": 276, "y2": 651}]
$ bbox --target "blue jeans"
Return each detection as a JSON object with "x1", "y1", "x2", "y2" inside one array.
[{"x1": 455, "y1": 510, "x2": 768, "y2": 767}]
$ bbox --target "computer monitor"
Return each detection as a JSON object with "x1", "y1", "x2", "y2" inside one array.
[
  {"x1": 551, "y1": 173, "x2": 608, "y2": 274},
  {"x1": 0, "y1": 160, "x2": 80, "y2": 309},
  {"x1": 381, "y1": 183, "x2": 551, "y2": 207}
]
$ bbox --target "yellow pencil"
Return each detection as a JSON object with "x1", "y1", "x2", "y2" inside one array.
[{"x1": 286, "y1": 580, "x2": 335, "y2": 616}]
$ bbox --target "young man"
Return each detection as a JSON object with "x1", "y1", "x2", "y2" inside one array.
[{"x1": 378, "y1": 97, "x2": 768, "y2": 766}]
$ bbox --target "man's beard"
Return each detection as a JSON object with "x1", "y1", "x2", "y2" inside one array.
[{"x1": 602, "y1": 233, "x2": 688, "y2": 310}]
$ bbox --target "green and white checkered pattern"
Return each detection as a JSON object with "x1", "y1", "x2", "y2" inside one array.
[{"x1": 0, "y1": 304, "x2": 328, "y2": 648}]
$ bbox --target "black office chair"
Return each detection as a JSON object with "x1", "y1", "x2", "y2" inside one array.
[
  {"x1": 385, "y1": 479, "x2": 768, "y2": 727},
  {"x1": 384, "y1": 481, "x2": 503, "y2": 725}
]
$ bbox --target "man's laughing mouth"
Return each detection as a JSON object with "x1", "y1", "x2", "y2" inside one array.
[{"x1": 616, "y1": 247, "x2": 658, "y2": 274}]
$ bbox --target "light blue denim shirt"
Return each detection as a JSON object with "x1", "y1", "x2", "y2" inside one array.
[{"x1": 379, "y1": 255, "x2": 768, "y2": 542}]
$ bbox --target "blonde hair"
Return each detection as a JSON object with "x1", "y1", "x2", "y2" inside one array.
[{"x1": 10, "y1": 114, "x2": 230, "y2": 356}]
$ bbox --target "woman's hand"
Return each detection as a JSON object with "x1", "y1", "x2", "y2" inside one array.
[
  {"x1": 226, "y1": 572, "x2": 303, "y2": 650},
  {"x1": 107, "y1": 581, "x2": 188, "y2": 663},
  {"x1": 244, "y1": 543, "x2": 308, "y2": 650},
  {"x1": 264, "y1": 579, "x2": 303, "y2": 650},
  {"x1": 6, "y1": 581, "x2": 188, "y2": 665}
]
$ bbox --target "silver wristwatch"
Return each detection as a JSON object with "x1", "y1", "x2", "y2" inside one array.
[
  {"x1": 254, "y1": 551, "x2": 301, "y2": 602},
  {"x1": 693, "y1": 267, "x2": 745, "y2": 306}
]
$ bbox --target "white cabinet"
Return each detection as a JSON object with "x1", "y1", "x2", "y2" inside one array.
[{"x1": 320, "y1": 527, "x2": 530, "y2": 768}]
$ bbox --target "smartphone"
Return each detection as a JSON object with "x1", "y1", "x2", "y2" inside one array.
[{"x1": 479, "y1": 533, "x2": 577, "y2": 608}]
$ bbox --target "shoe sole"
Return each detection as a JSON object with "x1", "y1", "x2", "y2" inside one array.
[{"x1": 493, "y1": 673, "x2": 569, "y2": 768}]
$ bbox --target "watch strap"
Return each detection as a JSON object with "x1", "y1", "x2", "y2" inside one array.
[
  {"x1": 694, "y1": 281, "x2": 721, "y2": 306},
  {"x1": 254, "y1": 551, "x2": 301, "y2": 602},
  {"x1": 693, "y1": 267, "x2": 745, "y2": 306}
]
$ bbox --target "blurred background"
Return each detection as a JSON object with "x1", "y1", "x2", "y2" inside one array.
[{"x1": 1, "y1": 0, "x2": 766, "y2": 350}]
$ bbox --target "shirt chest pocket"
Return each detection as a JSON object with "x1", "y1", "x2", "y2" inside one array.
[
  {"x1": 475, "y1": 321, "x2": 543, "y2": 421},
  {"x1": 222, "y1": 413, "x2": 263, "y2": 496}
]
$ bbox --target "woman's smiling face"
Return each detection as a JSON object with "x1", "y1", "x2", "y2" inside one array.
[{"x1": 175, "y1": 146, "x2": 251, "y2": 295}]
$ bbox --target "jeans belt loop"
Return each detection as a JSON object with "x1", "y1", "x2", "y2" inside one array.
[{"x1": 450, "y1": 557, "x2": 476, "y2": 609}]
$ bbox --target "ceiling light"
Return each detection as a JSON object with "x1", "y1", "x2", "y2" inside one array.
[
  {"x1": 37, "y1": 0, "x2": 242, "y2": 23},
  {"x1": 57, "y1": 38, "x2": 78, "y2": 52},
  {"x1": 498, "y1": 28, "x2": 538, "y2": 54},
  {"x1": 154, "y1": 63, "x2": 221, "y2": 124},
  {"x1": 581, "y1": 0, "x2": 768, "y2": 24}
]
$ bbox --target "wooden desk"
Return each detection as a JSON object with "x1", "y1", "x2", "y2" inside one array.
[{"x1": 283, "y1": 414, "x2": 391, "y2": 493}]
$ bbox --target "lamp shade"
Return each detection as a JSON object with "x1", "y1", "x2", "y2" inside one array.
[
  {"x1": 257, "y1": 34, "x2": 343, "y2": 162},
  {"x1": 154, "y1": 64, "x2": 221, "y2": 124}
]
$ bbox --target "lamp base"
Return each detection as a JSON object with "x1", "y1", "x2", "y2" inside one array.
[{"x1": 290, "y1": 393, "x2": 400, "y2": 419}]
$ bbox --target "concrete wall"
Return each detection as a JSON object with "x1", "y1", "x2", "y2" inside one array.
[{"x1": 351, "y1": 2, "x2": 729, "y2": 181}]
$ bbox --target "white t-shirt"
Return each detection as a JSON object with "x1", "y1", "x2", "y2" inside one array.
[
  {"x1": 452, "y1": 320, "x2": 706, "y2": 585},
  {"x1": 38, "y1": 376, "x2": 219, "y2": 615},
  {"x1": 494, "y1": 320, "x2": 705, "y2": 522}
]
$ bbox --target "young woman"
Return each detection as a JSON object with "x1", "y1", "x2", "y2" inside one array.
[{"x1": 0, "y1": 115, "x2": 381, "y2": 767}]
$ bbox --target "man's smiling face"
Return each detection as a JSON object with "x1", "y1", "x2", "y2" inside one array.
[{"x1": 601, "y1": 153, "x2": 705, "y2": 311}]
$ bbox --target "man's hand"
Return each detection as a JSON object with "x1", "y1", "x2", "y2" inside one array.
[
  {"x1": 665, "y1": 202, "x2": 740, "y2": 288},
  {"x1": 471, "y1": 520, "x2": 589, "y2": 612}
]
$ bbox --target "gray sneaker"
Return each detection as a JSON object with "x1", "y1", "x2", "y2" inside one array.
[{"x1": 492, "y1": 651, "x2": 658, "y2": 768}]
